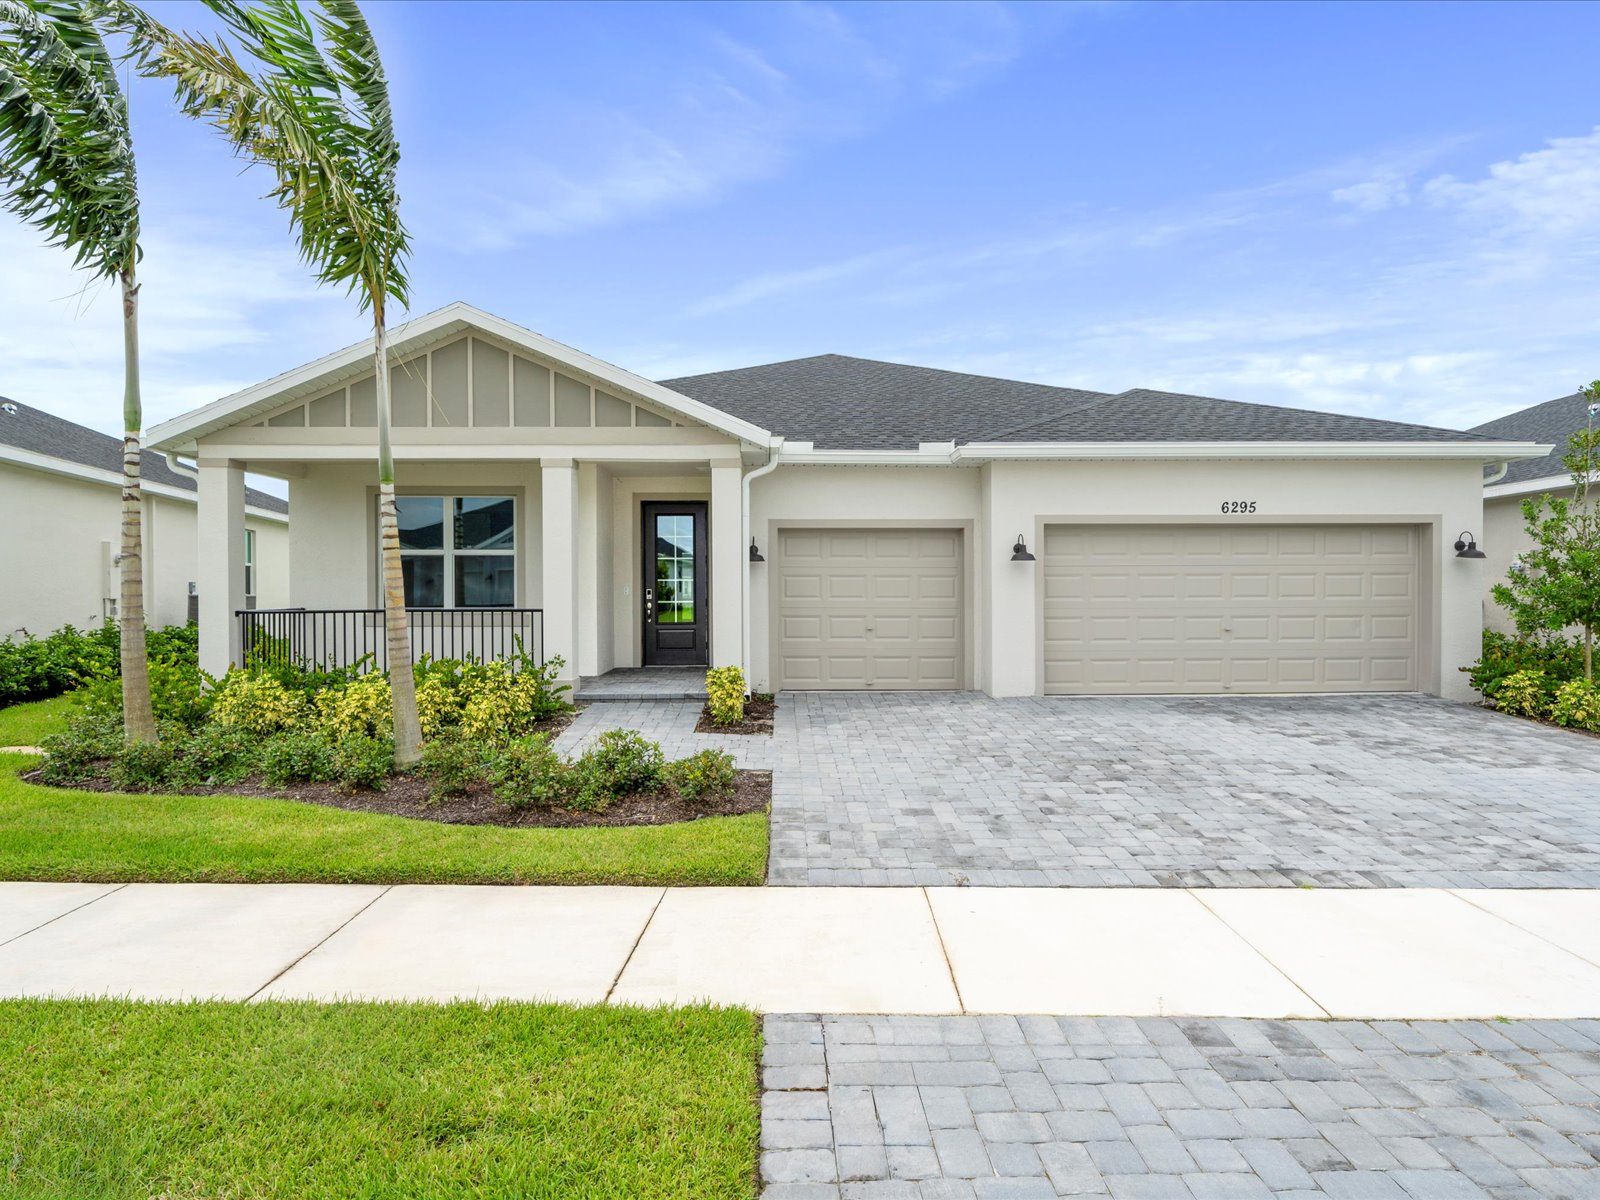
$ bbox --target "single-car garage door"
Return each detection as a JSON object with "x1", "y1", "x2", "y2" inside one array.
[
  {"x1": 1043, "y1": 524, "x2": 1419, "y2": 694},
  {"x1": 776, "y1": 528, "x2": 963, "y2": 689}
]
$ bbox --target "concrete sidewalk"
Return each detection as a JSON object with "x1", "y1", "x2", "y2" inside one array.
[{"x1": 2, "y1": 883, "x2": 1600, "y2": 1018}]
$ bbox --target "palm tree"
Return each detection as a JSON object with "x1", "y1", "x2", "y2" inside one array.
[
  {"x1": 0, "y1": 0, "x2": 158, "y2": 742},
  {"x1": 114, "y1": 0, "x2": 423, "y2": 764}
]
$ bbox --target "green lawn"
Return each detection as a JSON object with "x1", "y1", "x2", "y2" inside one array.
[
  {"x1": 0, "y1": 998, "x2": 759, "y2": 1200},
  {"x1": 0, "y1": 694, "x2": 79, "y2": 747},
  {"x1": 0, "y1": 751, "x2": 767, "y2": 885}
]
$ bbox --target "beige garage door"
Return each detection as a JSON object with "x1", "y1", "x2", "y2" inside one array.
[
  {"x1": 775, "y1": 528, "x2": 963, "y2": 689},
  {"x1": 1043, "y1": 524, "x2": 1419, "y2": 695}
]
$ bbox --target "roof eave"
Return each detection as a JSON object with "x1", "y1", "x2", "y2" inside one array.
[{"x1": 147, "y1": 302, "x2": 773, "y2": 453}]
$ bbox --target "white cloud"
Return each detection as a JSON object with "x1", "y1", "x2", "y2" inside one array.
[
  {"x1": 1332, "y1": 174, "x2": 1411, "y2": 212},
  {"x1": 1424, "y1": 126, "x2": 1600, "y2": 236}
]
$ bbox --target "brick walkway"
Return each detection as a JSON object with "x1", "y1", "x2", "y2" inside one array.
[
  {"x1": 561, "y1": 692, "x2": 1600, "y2": 888},
  {"x1": 762, "y1": 1014, "x2": 1600, "y2": 1199}
]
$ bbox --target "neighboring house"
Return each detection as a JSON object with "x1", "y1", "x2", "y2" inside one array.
[
  {"x1": 0, "y1": 398, "x2": 289, "y2": 639},
  {"x1": 145, "y1": 303, "x2": 1543, "y2": 702},
  {"x1": 1470, "y1": 393, "x2": 1598, "y2": 634}
]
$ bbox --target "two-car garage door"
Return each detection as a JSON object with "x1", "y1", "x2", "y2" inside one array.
[{"x1": 1042, "y1": 524, "x2": 1419, "y2": 695}]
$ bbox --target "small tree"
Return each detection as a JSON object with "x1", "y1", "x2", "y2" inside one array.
[
  {"x1": 0, "y1": 0, "x2": 158, "y2": 742},
  {"x1": 116, "y1": 0, "x2": 424, "y2": 764},
  {"x1": 1492, "y1": 384, "x2": 1600, "y2": 681}
]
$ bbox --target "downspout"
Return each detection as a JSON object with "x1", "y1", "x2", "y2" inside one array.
[
  {"x1": 742, "y1": 437, "x2": 785, "y2": 686},
  {"x1": 164, "y1": 450, "x2": 199, "y2": 479},
  {"x1": 1483, "y1": 460, "x2": 1510, "y2": 486}
]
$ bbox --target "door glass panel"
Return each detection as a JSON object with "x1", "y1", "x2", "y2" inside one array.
[
  {"x1": 397, "y1": 496, "x2": 444, "y2": 550},
  {"x1": 655, "y1": 514, "x2": 695, "y2": 624},
  {"x1": 455, "y1": 496, "x2": 514, "y2": 549},
  {"x1": 456, "y1": 555, "x2": 515, "y2": 607},
  {"x1": 401, "y1": 555, "x2": 444, "y2": 607}
]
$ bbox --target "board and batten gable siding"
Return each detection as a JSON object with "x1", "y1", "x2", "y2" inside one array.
[{"x1": 255, "y1": 332, "x2": 683, "y2": 433}]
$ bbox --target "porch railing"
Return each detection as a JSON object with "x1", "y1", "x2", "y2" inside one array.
[{"x1": 237, "y1": 608, "x2": 544, "y2": 673}]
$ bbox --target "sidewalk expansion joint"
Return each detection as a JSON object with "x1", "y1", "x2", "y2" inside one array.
[
  {"x1": 245, "y1": 885, "x2": 393, "y2": 1002},
  {"x1": 1185, "y1": 888, "x2": 1332, "y2": 1019},
  {"x1": 1449, "y1": 889, "x2": 1600, "y2": 971},
  {"x1": 0, "y1": 882, "x2": 129, "y2": 951},
  {"x1": 603, "y1": 887, "x2": 666, "y2": 1004},
  {"x1": 922, "y1": 887, "x2": 966, "y2": 1014}
]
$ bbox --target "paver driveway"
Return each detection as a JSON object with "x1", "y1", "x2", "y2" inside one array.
[
  {"x1": 761, "y1": 1013, "x2": 1600, "y2": 1199},
  {"x1": 768, "y1": 693, "x2": 1600, "y2": 888}
]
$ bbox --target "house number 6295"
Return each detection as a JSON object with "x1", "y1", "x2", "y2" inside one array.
[{"x1": 1220, "y1": 501, "x2": 1257, "y2": 514}]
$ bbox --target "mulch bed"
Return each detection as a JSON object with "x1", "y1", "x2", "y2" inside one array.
[
  {"x1": 1478, "y1": 704, "x2": 1600, "y2": 740},
  {"x1": 24, "y1": 767, "x2": 771, "y2": 829},
  {"x1": 694, "y1": 695, "x2": 777, "y2": 736}
]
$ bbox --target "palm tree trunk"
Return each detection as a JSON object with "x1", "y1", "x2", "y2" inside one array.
[
  {"x1": 119, "y1": 265, "x2": 157, "y2": 744},
  {"x1": 373, "y1": 306, "x2": 422, "y2": 765}
]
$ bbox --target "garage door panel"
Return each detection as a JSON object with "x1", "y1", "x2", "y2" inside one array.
[
  {"x1": 777, "y1": 528, "x2": 963, "y2": 690},
  {"x1": 1044, "y1": 524, "x2": 1418, "y2": 695}
]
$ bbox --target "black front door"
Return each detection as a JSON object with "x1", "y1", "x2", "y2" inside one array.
[{"x1": 642, "y1": 501, "x2": 709, "y2": 666}]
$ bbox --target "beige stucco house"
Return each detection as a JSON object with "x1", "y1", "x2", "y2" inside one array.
[
  {"x1": 146, "y1": 303, "x2": 1544, "y2": 702},
  {"x1": 1470, "y1": 393, "x2": 1596, "y2": 635},
  {"x1": 1, "y1": 398, "x2": 288, "y2": 640}
]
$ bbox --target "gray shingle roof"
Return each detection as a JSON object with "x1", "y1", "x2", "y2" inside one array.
[
  {"x1": 1469, "y1": 392, "x2": 1598, "y2": 486},
  {"x1": 659, "y1": 355, "x2": 1488, "y2": 449},
  {"x1": 989, "y1": 388, "x2": 1496, "y2": 443},
  {"x1": 660, "y1": 354, "x2": 1112, "y2": 450},
  {"x1": 0, "y1": 396, "x2": 288, "y2": 514}
]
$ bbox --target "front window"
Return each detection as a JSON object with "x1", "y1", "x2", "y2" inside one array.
[
  {"x1": 392, "y1": 495, "x2": 515, "y2": 607},
  {"x1": 243, "y1": 529, "x2": 257, "y2": 597}
]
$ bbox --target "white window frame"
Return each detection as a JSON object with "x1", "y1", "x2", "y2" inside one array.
[
  {"x1": 243, "y1": 528, "x2": 257, "y2": 598},
  {"x1": 387, "y1": 494, "x2": 517, "y2": 609}
]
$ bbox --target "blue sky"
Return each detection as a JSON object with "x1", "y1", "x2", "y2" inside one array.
[{"x1": 8, "y1": 0, "x2": 1600, "y2": 441}]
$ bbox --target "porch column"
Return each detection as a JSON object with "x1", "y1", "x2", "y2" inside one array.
[
  {"x1": 197, "y1": 458, "x2": 246, "y2": 679},
  {"x1": 540, "y1": 458, "x2": 579, "y2": 685},
  {"x1": 709, "y1": 461, "x2": 743, "y2": 670},
  {"x1": 575, "y1": 461, "x2": 601, "y2": 678}
]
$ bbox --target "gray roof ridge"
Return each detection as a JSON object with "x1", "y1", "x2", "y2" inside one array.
[{"x1": 1113, "y1": 386, "x2": 1494, "y2": 441}]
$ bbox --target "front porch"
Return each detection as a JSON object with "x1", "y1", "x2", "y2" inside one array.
[{"x1": 576, "y1": 666, "x2": 709, "y2": 701}]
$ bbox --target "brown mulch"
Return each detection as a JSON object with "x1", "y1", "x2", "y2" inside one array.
[
  {"x1": 25, "y1": 767, "x2": 771, "y2": 828},
  {"x1": 694, "y1": 695, "x2": 777, "y2": 736}
]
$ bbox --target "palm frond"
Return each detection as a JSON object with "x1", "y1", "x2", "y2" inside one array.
[
  {"x1": 0, "y1": 0, "x2": 136, "y2": 275},
  {"x1": 106, "y1": 0, "x2": 408, "y2": 311}
]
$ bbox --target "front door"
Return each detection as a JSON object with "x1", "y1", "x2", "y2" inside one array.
[{"x1": 641, "y1": 501, "x2": 709, "y2": 666}]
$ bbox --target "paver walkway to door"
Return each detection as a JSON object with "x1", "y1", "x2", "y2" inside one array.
[{"x1": 559, "y1": 692, "x2": 1600, "y2": 888}]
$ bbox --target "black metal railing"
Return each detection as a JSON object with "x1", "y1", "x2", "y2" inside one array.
[{"x1": 238, "y1": 608, "x2": 544, "y2": 673}]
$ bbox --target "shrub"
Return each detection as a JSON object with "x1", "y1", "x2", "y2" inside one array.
[
  {"x1": 168, "y1": 721, "x2": 259, "y2": 787},
  {"x1": 705, "y1": 667, "x2": 746, "y2": 726},
  {"x1": 1468, "y1": 630, "x2": 1585, "y2": 700},
  {"x1": 415, "y1": 670, "x2": 464, "y2": 739},
  {"x1": 78, "y1": 654, "x2": 211, "y2": 729},
  {"x1": 453, "y1": 657, "x2": 572, "y2": 744},
  {"x1": 328, "y1": 736, "x2": 394, "y2": 792},
  {"x1": 37, "y1": 713, "x2": 125, "y2": 784},
  {"x1": 259, "y1": 732, "x2": 337, "y2": 786},
  {"x1": 421, "y1": 736, "x2": 489, "y2": 801},
  {"x1": 0, "y1": 620, "x2": 199, "y2": 710},
  {"x1": 665, "y1": 748, "x2": 738, "y2": 804},
  {"x1": 1550, "y1": 678, "x2": 1600, "y2": 732},
  {"x1": 487, "y1": 733, "x2": 570, "y2": 809},
  {"x1": 313, "y1": 673, "x2": 393, "y2": 740},
  {"x1": 572, "y1": 729, "x2": 664, "y2": 812},
  {"x1": 1493, "y1": 670, "x2": 1550, "y2": 718},
  {"x1": 209, "y1": 671, "x2": 307, "y2": 737},
  {"x1": 110, "y1": 737, "x2": 180, "y2": 792}
]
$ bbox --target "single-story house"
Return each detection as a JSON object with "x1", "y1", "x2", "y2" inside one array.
[
  {"x1": 1469, "y1": 392, "x2": 1597, "y2": 635},
  {"x1": 145, "y1": 303, "x2": 1545, "y2": 702},
  {"x1": 0, "y1": 397, "x2": 289, "y2": 639}
]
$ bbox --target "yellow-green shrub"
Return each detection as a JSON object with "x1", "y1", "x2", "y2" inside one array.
[
  {"x1": 1492, "y1": 670, "x2": 1549, "y2": 718},
  {"x1": 313, "y1": 673, "x2": 393, "y2": 740},
  {"x1": 208, "y1": 671, "x2": 307, "y2": 737},
  {"x1": 416, "y1": 671, "x2": 463, "y2": 739},
  {"x1": 705, "y1": 666, "x2": 746, "y2": 726},
  {"x1": 1550, "y1": 678, "x2": 1600, "y2": 731}
]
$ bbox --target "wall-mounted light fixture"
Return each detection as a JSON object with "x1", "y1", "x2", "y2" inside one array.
[
  {"x1": 1453, "y1": 531, "x2": 1486, "y2": 559},
  {"x1": 1010, "y1": 534, "x2": 1035, "y2": 562},
  {"x1": 748, "y1": 538, "x2": 765, "y2": 563}
]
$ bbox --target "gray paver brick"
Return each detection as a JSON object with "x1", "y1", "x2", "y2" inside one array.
[{"x1": 759, "y1": 1015, "x2": 1600, "y2": 1199}]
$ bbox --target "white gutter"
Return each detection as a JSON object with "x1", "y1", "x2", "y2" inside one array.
[
  {"x1": 0, "y1": 444, "x2": 288, "y2": 524},
  {"x1": 768, "y1": 439, "x2": 1550, "y2": 466},
  {"x1": 163, "y1": 450, "x2": 199, "y2": 479},
  {"x1": 1483, "y1": 461, "x2": 1510, "y2": 486},
  {"x1": 1484, "y1": 472, "x2": 1571, "y2": 500},
  {"x1": 741, "y1": 438, "x2": 785, "y2": 686}
]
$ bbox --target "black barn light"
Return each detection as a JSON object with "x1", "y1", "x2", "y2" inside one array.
[
  {"x1": 1010, "y1": 534, "x2": 1035, "y2": 562},
  {"x1": 1454, "y1": 531, "x2": 1486, "y2": 559},
  {"x1": 749, "y1": 538, "x2": 765, "y2": 563}
]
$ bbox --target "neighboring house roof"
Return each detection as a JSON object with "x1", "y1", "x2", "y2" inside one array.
[
  {"x1": 1469, "y1": 392, "x2": 1598, "y2": 486},
  {"x1": 661, "y1": 355, "x2": 1499, "y2": 449},
  {"x1": 0, "y1": 396, "x2": 289, "y2": 514}
]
